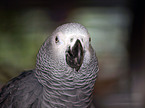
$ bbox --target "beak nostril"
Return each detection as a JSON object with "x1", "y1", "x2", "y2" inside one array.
[{"x1": 70, "y1": 38, "x2": 73, "y2": 42}]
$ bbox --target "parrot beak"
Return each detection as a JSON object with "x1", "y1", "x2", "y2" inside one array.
[{"x1": 66, "y1": 39, "x2": 84, "y2": 71}]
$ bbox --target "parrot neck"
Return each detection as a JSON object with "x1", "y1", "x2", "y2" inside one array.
[
  {"x1": 35, "y1": 41, "x2": 99, "y2": 107},
  {"x1": 35, "y1": 55, "x2": 98, "y2": 107}
]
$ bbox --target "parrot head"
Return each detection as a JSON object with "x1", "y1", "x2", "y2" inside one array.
[
  {"x1": 50, "y1": 23, "x2": 92, "y2": 71},
  {"x1": 35, "y1": 23, "x2": 99, "y2": 107}
]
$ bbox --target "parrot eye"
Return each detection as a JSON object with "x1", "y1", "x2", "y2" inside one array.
[
  {"x1": 55, "y1": 36, "x2": 59, "y2": 43},
  {"x1": 89, "y1": 38, "x2": 91, "y2": 42}
]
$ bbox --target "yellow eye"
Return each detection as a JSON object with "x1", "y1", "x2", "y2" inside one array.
[{"x1": 55, "y1": 36, "x2": 59, "y2": 43}]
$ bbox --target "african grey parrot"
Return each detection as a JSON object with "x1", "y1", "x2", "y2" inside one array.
[{"x1": 0, "y1": 23, "x2": 99, "y2": 108}]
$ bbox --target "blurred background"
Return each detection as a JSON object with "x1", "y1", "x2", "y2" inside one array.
[{"x1": 0, "y1": 0, "x2": 145, "y2": 108}]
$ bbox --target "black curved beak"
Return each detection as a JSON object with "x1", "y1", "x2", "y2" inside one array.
[{"x1": 66, "y1": 39, "x2": 84, "y2": 71}]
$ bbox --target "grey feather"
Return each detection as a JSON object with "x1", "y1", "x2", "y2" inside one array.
[
  {"x1": 0, "y1": 70, "x2": 43, "y2": 108},
  {"x1": 0, "y1": 23, "x2": 99, "y2": 108}
]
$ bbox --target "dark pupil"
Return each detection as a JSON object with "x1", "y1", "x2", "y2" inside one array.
[
  {"x1": 55, "y1": 36, "x2": 59, "y2": 43},
  {"x1": 89, "y1": 38, "x2": 91, "y2": 42}
]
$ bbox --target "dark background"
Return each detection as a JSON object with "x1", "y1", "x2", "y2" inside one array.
[{"x1": 0, "y1": 0, "x2": 145, "y2": 108}]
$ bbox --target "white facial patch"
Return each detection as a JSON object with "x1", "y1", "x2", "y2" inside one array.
[{"x1": 51, "y1": 23, "x2": 91, "y2": 63}]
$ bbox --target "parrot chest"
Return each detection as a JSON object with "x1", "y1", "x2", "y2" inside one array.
[{"x1": 41, "y1": 76, "x2": 94, "y2": 108}]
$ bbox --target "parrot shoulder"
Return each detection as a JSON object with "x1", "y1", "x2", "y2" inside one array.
[{"x1": 0, "y1": 70, "x2": 43, "y2": 108}]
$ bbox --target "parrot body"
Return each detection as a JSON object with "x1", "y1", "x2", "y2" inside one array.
[
  {"x1": 0, "y1": 23, "x2": 99, "y2": 108},
  {"x1": 0, "y1": 70, "x2": 42, "y2": 108}
]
